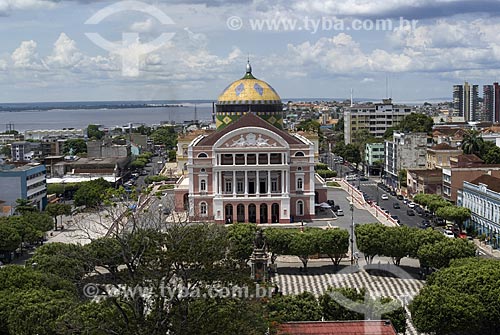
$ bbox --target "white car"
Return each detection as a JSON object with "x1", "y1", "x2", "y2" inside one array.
[
  {"x1": 408, "y1": 202, "x2": 416, "y2": 208},
  {"x1": 381, "y1": 194, "x2": 389, "y2": 200},
  {"x1": 443, "y1": 230, "x2": 455, "y2": 238},
  {"x1": 336, "y1": 209, "x2": 344, "y2": 216}
]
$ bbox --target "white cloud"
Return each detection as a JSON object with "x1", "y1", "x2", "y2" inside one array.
[
  {"x1": 0, "y1": 0, "x2": 56, "y2": 15},
  {"x1": 361, "y1": 77, "x2": 374, "y2": 83},
  {"x1": 11, "y1": 40, "x2": 44, "y2": 70},
  {"x1": 130, "y1": 18, "x2": 155, "y2": 34},
  {"x1": 46, "y1": 33, "x2": 83, "y2": 68}
]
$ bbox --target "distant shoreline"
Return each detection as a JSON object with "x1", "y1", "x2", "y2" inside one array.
[{"x1": 0, "y1": 104, "x2": 188, "y2": 112}]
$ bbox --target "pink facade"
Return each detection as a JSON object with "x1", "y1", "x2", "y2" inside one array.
[{"x1": 174, "y1": 113, "x2": 327, "y2": 224}]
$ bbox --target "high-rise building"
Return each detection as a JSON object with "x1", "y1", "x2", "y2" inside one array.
[
  {"x1": 343, "y1": 99, "x2": 413, "y2": 144},
  {"x1": 483, "y1": 85, "x2": 494, "y2": 122},
  {"x1": 482, "y1": 83, "x2": 500, "y2": 123},
  {"x1": 453, "y1": 82, "x2": 479, "y2": 121},
  {"x1": 494, "y1": 82, "x2": 500, "y2": 123}
]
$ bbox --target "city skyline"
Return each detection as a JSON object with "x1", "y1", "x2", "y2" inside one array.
[{"x1": 2, "y1": 0, "x2": 500, "y2": 102}]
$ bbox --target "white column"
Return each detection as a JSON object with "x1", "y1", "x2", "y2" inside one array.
[
  {"x1": 285, "y1": 170, "x2": 289, "y2": 194},
  {"x1": 218, "y1": 171, "x2": 222, "y2": 194},
  {"x1": 245, "y1": 153, "x2": 247, "y2": 165},
  {"x1": 268, "y1": 170, "x2": 271, "y2": 196},
  {"x1": 256, "y1": 170, "x2": 260, "y2": 195},
  {"x1": 281, "y1": 170, "x2": 285, "y2": 194},
  {"x1": 233, "y1": 170, "x2": 236, "y2": 196},
  {"x1": 268, "y1": 153, "x2": 270, "y2": 165},
  {"x1": 244, "y1": 170, "x2": 248, "y2": 196}
]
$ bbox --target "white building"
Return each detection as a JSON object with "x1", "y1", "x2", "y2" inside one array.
[
  {"x1": 344, "y1": 99, "x2": 413, "y2": 144},
  {"x1": 384, "y1": 132, "x2": 428, "y2": 191},
  {"x1": 459, "y1": 174, "x2": 500, "y2": 249}
]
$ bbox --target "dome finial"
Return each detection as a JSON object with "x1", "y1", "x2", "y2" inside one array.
[{"x1": 246, "y1": 56, "x2": 252, "y2": 74}]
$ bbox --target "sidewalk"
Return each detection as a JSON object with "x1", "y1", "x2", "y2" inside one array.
[{"x1": 473, "y1": 239, "x2": 500, "y2": 258}]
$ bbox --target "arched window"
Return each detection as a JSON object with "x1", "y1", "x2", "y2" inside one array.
[
  {"x1": 297, "y1": 177, "x2": 303, "y2": 190},
  {"x1": 297, "y1": 167, "x2": 302, "y2": 171},
  {"x1": 295, "y1": 151, "x2": 305, "y2": 157},
  {"x1": 198, "y1": 152, "x2": 208, "y2": 158},
  {"x1": 200, "y1": 179, "x2": 207, "y2": 192},
  {"x1": 297, "y1": 200, "x2": 304, "y2": 216},
  {"x1": 200, "y1": 202, "x2": 207, "y2": 216},
  {"x1": 200, "y1": 168, "x2": 206, "y2": 173}
]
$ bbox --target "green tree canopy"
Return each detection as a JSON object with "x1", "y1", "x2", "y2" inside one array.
[
  {"x1": 267, "y1": 292, "x2": 322, "y2": 324},
  {"x1": 87, "y1": 124, "x2": 105, "y2": 140},
  {"x1": 45, "y1": 203, "x2": 72, "y2": 230},
  {"x1": 417, "y1": 238, "x2": 476, "y2": 269},
  {"x1": 410, "y1": 258, "x2": 500, "y2": 334},
  {"x1": 398, "y1": 113, "x2": 434, "y2": 134},
  {"x1": 73, "y1": 178, "x2": 111, "y2": 208},
  {"x1": 435, "y1": 206, "x2": 471, "y2": 230},
  {"x1": 63, "y1": 138, "x2": 87, "y2": 155},
  {"x1": 227, "y1": 223, "x2": 257, "y2": 266},
  {"x1": 316, "y1": 228, "x2": 349, "y2": 266},
  {"x1": 461, "y1": 129, "x2": 484, "y2": 155},
  {"x1": 151, "y1": 126, "x2": 178, "y2": 148}
]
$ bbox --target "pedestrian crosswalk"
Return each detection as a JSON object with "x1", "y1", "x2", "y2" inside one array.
[{"x1": 272, "y1": 265, "x2": 425, "y2": 335}]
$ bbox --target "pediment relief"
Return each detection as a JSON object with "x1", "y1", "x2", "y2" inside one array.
[{"x1": 222, "y1": 133, "x2": 279, "y2": 148}]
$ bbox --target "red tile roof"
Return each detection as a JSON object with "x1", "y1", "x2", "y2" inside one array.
[
  {"x1": 469, "y1": 174, "x2": 500, "y2": 193},
  {"x1": 196, "y1": 113, "x2": 303, "y2": 146},
  {"x1": 277, "y1": 321, "x2": 397, "y2": 335}
]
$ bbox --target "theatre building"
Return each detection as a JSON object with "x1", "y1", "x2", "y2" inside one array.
[{"x1": 174, "y1": 62, "x2": 327, "y2": 223}]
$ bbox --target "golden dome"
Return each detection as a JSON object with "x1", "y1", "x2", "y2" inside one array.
[{"x1": 217, "y1": 62, "x2": 281, "y2": 105}]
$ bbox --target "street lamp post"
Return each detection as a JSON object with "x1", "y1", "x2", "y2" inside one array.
[
  {"x1": 350, "y1": 201, "x2": 354, "y2": 265},
  {"x1": 158, "y1": 203, "x2": 163, "y2": 222}
]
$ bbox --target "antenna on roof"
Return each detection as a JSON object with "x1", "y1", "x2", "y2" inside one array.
[{"x1": 350, "y1": 88, "x2": 354, "y2": 107}]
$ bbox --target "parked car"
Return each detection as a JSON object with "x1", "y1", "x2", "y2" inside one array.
[
  {"x1": 327, "y1": 200, "x2": 335, "y2": 206},
  {"x1": 336, "y1": 209, "x2": 344, "y2": 216},
  {"x1": 333, "y1": 205, "x2": 340, "y2": 212},
  {"x1": 403, "y1": 198, "x2": 408, "y2": 204},
  {"x1": 396, "y1": 195, "x2": 404, "y2": 200},
  {"x1": 391, "y1": 215, "x2": 400, "y2": 224},
  {"x1": 390, "y1": 190, "x2": 397, "y2": 196},
  {"x1": 443, "y1": 230, "x2": 455, "y2": 238},
  {"x1": 407, "y1": 209, "x2": 415, "y2": 216},
  {"x1": 408, "y1": 202, "x2": 416, "y2": 208},
  {"x1": 381, "y1": 194, "x2": 389, "y2": 200},
  {"x1": 393, "y1": 202, "x2": 400, "y2": 209},
  {"x1": 359, "y1": 176, "x2": 369, "y2": 181}
]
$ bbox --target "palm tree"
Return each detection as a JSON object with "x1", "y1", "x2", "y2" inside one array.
[{"x1": 461, "y1": 129, "x2": 484, "y2": 155}]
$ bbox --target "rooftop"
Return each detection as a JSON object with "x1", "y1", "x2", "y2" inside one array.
[
  {"x1": 429, "y1": 143, "x2": 461, "y2": 151},
  {"x1": 469, "y1": 174, "x2": 500, "y2": 193},
  {"x1": 197, "y1": 113, "x2": 303, "y2": 146},
  {"x1": 277, "y1": 321, "x2": 397, "y2": 335}
]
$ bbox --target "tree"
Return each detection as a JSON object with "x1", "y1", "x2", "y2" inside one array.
[
  {"x1": 63, "y1": 138, "x2": 87, "y2": 155},
  {"x1": 296, "y1": 119, "x2": 320, "y2": 133},
  {"x1": 288, "y1": 230, "x2": 318, "y2": 270},
  {"x1": 417, "y1": 238, "x2": 476, "y2": 269},
  {"x1": 483, "y1": 145, "x2": 500, "y2": 164},
  {"x1": 316, "y1": 228, "x2": 349, "y2": 266},
  {"x1": 355, "y1": 223, "x2": 387, "y2": 264},
  {"x1": 398, "y1": 169, "x2": 407, "y2": 187},
  {"x1": 410, "y1": 258, "x2": 500, "y2": 334},
  {"x1": 398, "y1": 113, "x2": 434, "y2": 134},
  {"x1": 84, "y1": 237, "x2": 123, "y2": 276},
  {"x1": 0, "y1": 221, "x2": 21, "y2": 259},
  {"x1": 435, "y1": 206, "x2": 471, "y2": 231},
  {"x1": 3, "y1": 288, "x2": 77, "y2": 335},
  {"x1": 136, "y1": 124, "x2": 152, "y2": 136},
  {"x1": 30, "y1": 243, "x2": 91, "y2": 282},
  {"x1": 227, "y1": 223, "x2": 257, "y2": 266},
  {"x1": 130, "y1": 158, "x2": 147, "y2": 169},
  {"x1": 343, "y1": 143, "x2": 361, "y2": 167},
  {"x1": 87, "y1": 124, "x2": 104, "y2": 140},
  {"x1": 168, "y1": 149, "x2": 177, "y2": 162},
  {"x1": 382, "y1": 226, "x2": 412, "y2": 266},
  {"x1": 73, "y1": 178, "x2": 111, "y2": 208},
  {"x1": 267, "y1": 292, "x2": 322, "y2": 324},
  {"x1": 14, "y1": 198, "x2": 36, "y2": 215},
  {"x1": 265, "y1": 228, "x2": 294, "y2": 263},
  {"x1": 151, "y1": 126, "x2": 178, "y2": 148},
  {"x1": 408, "y1": 228, "x2": 445, "y2": 258},
  {"x1": 45, "y1": 203, "x2": 72, "y2": 230},
  {"x1": 461, "y1": 129, "x2": 484, "y2": 155},
  {"x1": 0, "y1": 144, "x2": 11, "y2": 157}
]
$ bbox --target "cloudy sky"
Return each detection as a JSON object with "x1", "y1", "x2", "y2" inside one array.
[{"x1": 1, "y1": 0, "x2": 500, "y2": 103}]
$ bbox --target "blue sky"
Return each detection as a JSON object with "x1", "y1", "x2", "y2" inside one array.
[{"x1": 1, "y1": 0, "x2": 500, "y2": 103}]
